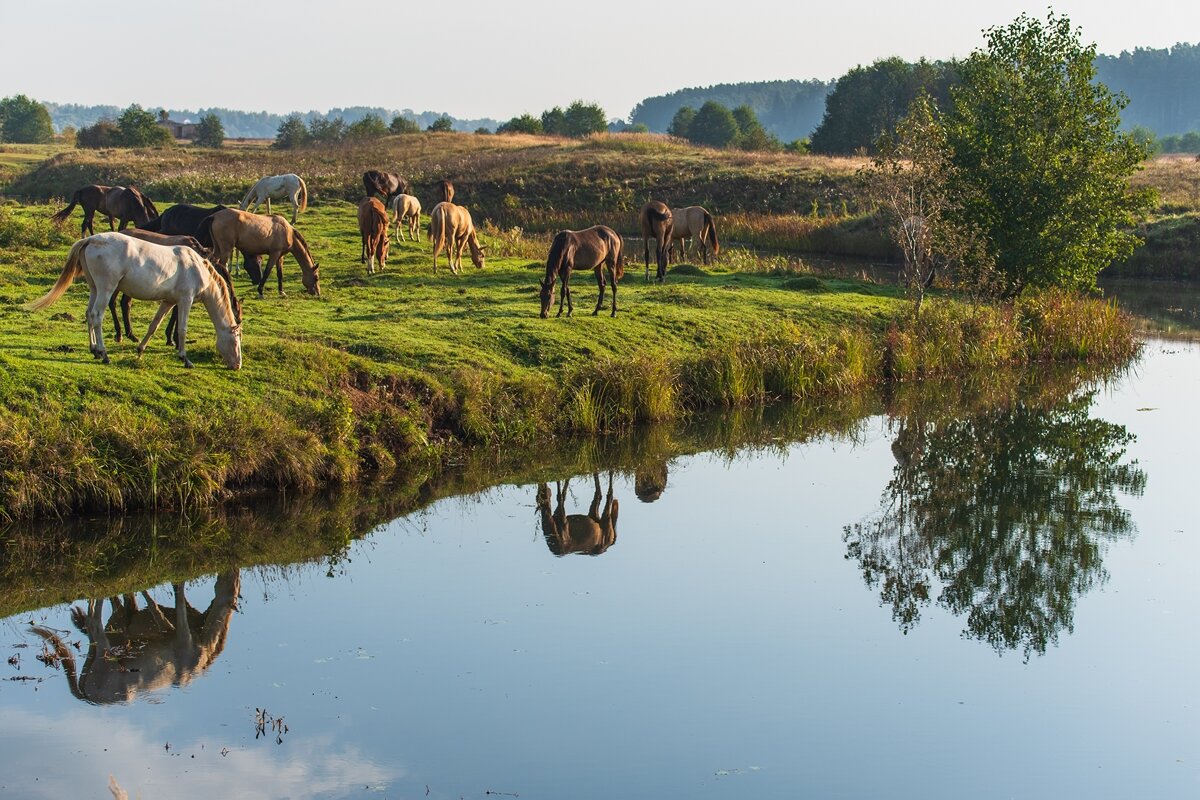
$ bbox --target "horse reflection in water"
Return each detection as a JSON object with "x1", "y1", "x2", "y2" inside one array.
[
  {"x1": 31, "y1": 571, "x2": 239, "y2": 704},
  {"x1": 537, "y1": 472, "x2": 619, "y2": 556}
]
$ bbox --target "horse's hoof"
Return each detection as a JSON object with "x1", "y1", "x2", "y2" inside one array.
[
  {"x1": 101, "y1": 354, "x2": 110, "y2": 365},
  {"x1": 182, "y1": 358, "x2": 194, "y2": 369}
]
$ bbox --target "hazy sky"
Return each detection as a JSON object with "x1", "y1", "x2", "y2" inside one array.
[{"x1": 4, "y1": 1, "x2": 1196, "y2": 120}]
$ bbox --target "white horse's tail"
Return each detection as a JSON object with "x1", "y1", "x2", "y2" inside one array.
[
  {"x1": 239, "y1": 182, "x2": 257, "y2": 210},
  {"x1": 296, "y1": 176, "x2": 308, "y2": 213},
  {"x1": 26, "y1": 238, "x2": 88, "y2": 311}
]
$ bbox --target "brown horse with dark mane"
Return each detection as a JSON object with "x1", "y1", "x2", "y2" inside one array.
[
  {"x1": 536, "y1": 473, "x2": 619, "y2": 557},
  {"x1": 540, "y1": 225, "x2": 624, "y2": 318},
  {"x1": 357, "y1": 197, "x2": 390, "y2": 274},
  {"x1": 363, "y1": 170, "x2": 408, "y2": 201},
  {"x1": 199, "y1": 209, "x2": 321, "y2": 298},
  {"x1": 51, "y1": 185, "x2": 159, "y2": 236},
  {"x1": 639, "y1": 201, "x2": 673, "y2": 283}
]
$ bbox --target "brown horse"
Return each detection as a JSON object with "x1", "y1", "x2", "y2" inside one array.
[
  {"x1": 439, "y1": 179, "x2": 455, "y2": 203},
  {"x1": 363, "y1": 170, "x2": 408, "y2": 201},
  {"x1": 51, "y1": 185, "x2": 159, "y2": 236},
  {"x1": 429, "y1": 202, "x2": 486, "y2": 273},
  {"x1": 536, "y1": 473, "x2": 619, "y2": 557},
  {"x1": 639, "y1": 201, "x2": 673, "y2": 282},
  {"x1": 30, "y1": 572, "x2": 240, "y2": 704},
  {"x1": 669, "y1": 205, "x2": 720, "y2": 265},
  {"x1": 357, "y1": 197, "x2": 390, "y2": 274},
  {"x1": 199, "y1": 209, "x2": 321, "y2": 298},
  {"x1": 540, "y1": 225, "x2": 624, "y2": 318}
]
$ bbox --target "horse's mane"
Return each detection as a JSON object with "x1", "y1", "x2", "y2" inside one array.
[
  {"x1": 546, "y1": 231, "x2": 570, "y2": 279},
  {"x1": 201, "y1": 259, "x2": 237, "y2": 321}
]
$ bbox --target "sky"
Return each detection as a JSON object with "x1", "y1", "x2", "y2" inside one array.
[{"x1": 4, "y1": 0, "x2": 1197, "y2": 121}]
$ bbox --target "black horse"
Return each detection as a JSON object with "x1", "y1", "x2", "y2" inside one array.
[{"x1": 363, "y1": 170, "x2": 409, "y2": 202}]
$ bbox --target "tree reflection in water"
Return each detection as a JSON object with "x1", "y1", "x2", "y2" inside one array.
[{"x1": 844, "y1": 389, "x2": 1146, "y2": 657}]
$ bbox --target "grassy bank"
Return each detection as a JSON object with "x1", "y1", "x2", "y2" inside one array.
[{"x1": 0, "y1": 193, "x2": 1138, "y2": 521}]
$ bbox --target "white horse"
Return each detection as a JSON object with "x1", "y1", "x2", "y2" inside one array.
[
  {"x1": 389, "y1": 193, "x2": 422, "y2": 242},
  {"x1": 240, "y1": 173, "x2": 308, "y2": 224},
  {"x1": 26, "y1": 232, "x2": 242, "y2": 369}
]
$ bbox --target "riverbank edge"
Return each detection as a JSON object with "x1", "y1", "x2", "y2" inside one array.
[{"x1": 0, "y1": 288, "x2": 1136, "y2": 522}]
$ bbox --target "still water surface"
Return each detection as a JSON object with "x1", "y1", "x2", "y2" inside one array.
[{"x1": 1, "y1": 338, "x2": 1197, "y2": 799}]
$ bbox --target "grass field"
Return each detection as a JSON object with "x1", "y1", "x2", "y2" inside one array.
[{"x1": 0, "y1": 137, "x2": 1141, "y2": 521}]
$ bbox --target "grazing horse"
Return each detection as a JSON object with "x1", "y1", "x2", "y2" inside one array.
[
  {"x1": 240, "y1": 173, "x2": 308, "y2": 224},
  {"x1": 363, "y1": 170, "x2": 408, "y2": 202},
  {"x1": 110, "y1": 229, "x2": 211, "y2": 344},
  {"x1": 199, "y1": 208, "x2": 321, "y2": 298},
  {"x1": 439, "y1": 179, "x2": 455, "y2": 203},
  {"x1": 138, "y1": 202, "x2": 263, "y2": 281},
  {"x1": 639, "y1": 201, "x2": 673, "y2": 282},
  {"x1": 357, "y1": 197, "x2": 390, "y2": 274},
  {"x1": 669, "y1": 206, "x2": 720, "y2": 265},
  {"x1": 29, "y1": 571, "x2": 240, "y2": 704},
  {"x1": 51, "y1": 185, "x2": 159, "y2": 236},
  {"x1": 539, "y1": 225, "x2": 624, "y2": 318},
  {"x1": 536, "y1": 473, "x2": 619, "y2": 557},
  {"x1": 389, "y1": 193, "x2": 422, "y2": 242},
  {"x1": 428, "y1": 201, "x2": 486, "y2": 273},
  {"x1": 25, "y1": 232, "x2": 242, "y2": 369}
]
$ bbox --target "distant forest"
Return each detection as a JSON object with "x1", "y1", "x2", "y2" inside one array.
[
  {"x1": 43, "y1": 104, "x2": 500, "y2": 138},
  {"x1": 629, "y1": 80, "x2": 833, "y2": 142}
]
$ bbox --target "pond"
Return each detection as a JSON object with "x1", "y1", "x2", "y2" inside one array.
[{"x1": 1, "y1": 301, "x2": 1197, "y2": 798}]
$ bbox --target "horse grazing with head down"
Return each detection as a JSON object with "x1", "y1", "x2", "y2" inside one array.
[
  {"x1": 438, "y1": 179, "x2": 455, "y2": 203},
  {"x1": 357, "y1": 197, "x2": 390, "y2": 274},
  {"x1": 363, "y1": 170, "x2": 408, "y2": 202},
  {"x1": 51, "y1": 185, "x2": 159, "y2": 236},
  {"x1": 389, "y1": 193, "x2": 422, "y2": 242},
  {"x1": 639, "y1": 201, "x2": 673, "y2": 282},
  {"x1": 536, "y1": 473, "x2": 619, "y2": 557},
  {"x1": 240, "y1": 173, "x2": 308, "y2": 224},
  {"x1": 669, "y1": 206, "x2": 720, "y2": 265},
  {"x1": 428, "y1": 202, "x2": 486, "y2": 273},
  {"x1": 199, "y1": 209, "x2": 321, "y2": 298},
  {"x1": 25, "y1": 232, "x2": 242, "y2": 369},
  {"x1": 539, "y1": 225, "x2": 624, "y2": 318}
]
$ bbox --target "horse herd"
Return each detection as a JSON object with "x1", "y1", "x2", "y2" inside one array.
[{"x1": 28, "y1": 171, "x2": 722, "y2": 370}]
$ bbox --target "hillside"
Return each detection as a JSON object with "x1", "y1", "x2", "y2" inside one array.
[{"x1": 629, "y1": 79, "x2": 833, "y2": 141}]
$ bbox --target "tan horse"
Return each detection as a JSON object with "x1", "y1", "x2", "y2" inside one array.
[
  {"x1": 30, "y1": 572, "x2": 240, "y2": 704},
  {"x1": 199, "y1": 208, "x2": 321, "y2": 298},
  {"x1": 669, "y1": 205, "x2": 720, "y2": 264},
  {"x1": 389, "y1": 193, "x2": 422, "y2": 242},
  {"x1": 429, "y1": 201, "x2": 486, "y2": 273},
  {"x1": 536, "y1": 473, "x2": 619, "y2": 557},
  {"x1": 639, "y1": 201, "x2": 673, "y2": 282},
  {"x1": 439, "y1": 179, "x2": 455, "y2": 204},
  {"x1": 357, "y1": 197, "x2": 390, "y2": 274},
  {"x1": 539, "y1": 225, "x2": 624, "y2": 318}
]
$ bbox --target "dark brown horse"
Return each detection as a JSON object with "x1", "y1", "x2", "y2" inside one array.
[
  {"x1": 639, "y1": 201, "x2": 673, "y2": 283},
  {"x1": 51, "y1": 185, "x2": 159, "y2": 236},
  {"x1": 363, "y1": 170, "x2": 408, "y2": 201},
  {"x1": 536, "y1": 473, "x2": 619, "y2": 557},
  {"x1": 540, "y1": 225, "x2": 624, "y2": 318}
]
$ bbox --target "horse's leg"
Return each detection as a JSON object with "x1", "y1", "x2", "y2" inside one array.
[
  {"x1": 173, "y1": 298, "x2": 195, "y2": 368},
  {"x1": 275, "y1": 256, "x2": 285, "y2": 296},
  {"x1": 107, "y1": 290, "x2": 123, "y2": 343},
  {"x1": 136, "y1": 302, "x2": 173, "y2": 357},
  {"x1": 290, "y1": 194, "x2": 298, "y2": 225},
  {"x1": 592, "y1": 266, "x2": 605, "y2": 316},
  {"x1": 120, "y1": 293, "x2": 134, "y2": 341},
  {"x1": 608, "y1": 262, "x2": 618, "y2": 317},
  {"x1": 87, "y1": 289, "x2": 110, "y2": 364},
  {"x1": 265, "y1": 197, "x2": 272, "y2": 216},
  {"x1": 564, "y1": 270, "x2": 574, "y2": 317},
  {"x1": 165, "y1": 306, "x2": 178, "y2": 347},
  {"x1": 82, "y1": 209, "x2": 93, "y2": 237},
  {"x1": 644, "y1": 239, "x2": 651, "y2": 282}
]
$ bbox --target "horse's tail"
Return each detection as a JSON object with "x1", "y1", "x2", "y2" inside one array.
[
  {"x1": 609, "y1": 230, "x2": 625, "y2": 281},
  {"x1": 297, "y1": 176, "x2": 308, "y2": 213},
  {"x1": 50, "y1": 190, "x2": 81, "y2": 224},
  {"x1": 646, "y1": 205, "x2": 670, "y2": 224},
  {"x1": 703, "y1": 210, "x2": 719, "y2": 256},
  {"x1": 195, "y1": 215, "x2": 216, "y2": 249},
  {"x1": 25, "y1": 238, "x2": 88, "y2": 311}
]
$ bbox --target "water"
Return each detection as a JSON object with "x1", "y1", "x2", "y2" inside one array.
[{"x1": 2, "y1": 338, "x2": 1198, "y2": 798}]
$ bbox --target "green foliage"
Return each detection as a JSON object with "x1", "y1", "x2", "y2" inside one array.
[
  {"x1": 784, "y1": 138, "x2": 810, "y2": 154},
  {"x1": 810, "y1": 58, "x2": 957, "y2": 155},
  {"x1": 427, "y1": 115, "x2": 454, "y2": 132},
  {"x1": 497, "y1": 113, "x2": 543, "y2": 135},
  {"x1": 540, "y1": 107, "x2": 566, "y2": 135},
  {"x1": 689, "y1": 101, "x2": 740, "y2": 147},
  {"x1": 732, "y1": 105, "x2": 780, "y2": 151},
  {"x1": 192, "y1": 113, "x2": 225, "y2": 148},
  {"x1": 1157, "y1": 130, "x2": 1200, "y2": 153},
  {"x1": 0, "y1": 95, "x2": 54, "y2": 144},
  {"x1": 389, "y1": 115, "x2": 420, "y2": 134},
  {"x1": 1128, "y1": 125, "x2": 1159, "y2": 155},
  {"x1": 630, "y1": 78, "x2": 833, "y2": 142},
  {"x1": 942, "y1": 11, "x2": 1156, "y2": 296},
  {"x1": 274, "y1": 114, "x2": 310, "y2": 149},
  {"x1": 309, "y1": 116, "x2": 347, "y2": 143},
  {"x1": 475, "y1": 127, "x2": 492, "y2": 135},
  {"x1": 347, "y1": 114, "x2": 389, "y2": 140},
  {"x1": 668, "y1": 106, "x2": 695, "y2": 138},
  {"x1": 562, "y1": 100, "x2": 607, "y2": 137},
  {"x1": 115, "y1": 105, "x2": 173, "y2": 147},
  {"x1": 76, "y1": 119, "x2": 119, "y2": 149}
]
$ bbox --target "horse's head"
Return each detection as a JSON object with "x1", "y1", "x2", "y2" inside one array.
[
  {"x1": 218, "y1": 322, "x2": 242, "y2": 370},
  {"x1": 539, "y1": 277, "x2": 553, "y2": 318},
  {"x1": 304, "y1": 262, "x2": 321, "y2": 297},
  {"x1": 470, "y1": 244, "x2": 486, "y2": 270}
]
